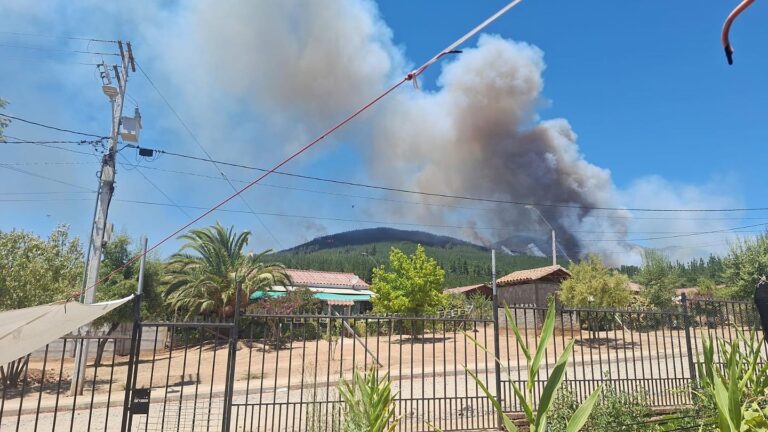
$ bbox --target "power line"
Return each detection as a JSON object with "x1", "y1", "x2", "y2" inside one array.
[
  {"x1": 0, "y1": 191, "x2": 93, "y2": 195},
  {"x1": 0, "y1": 161, "x2": 94, "y2": 166},
  {"x1": 0, "y1": 42, "x2": 118, "y2": 56},
  {"x1": 2, "y1": 135, "x2": 104, "y2": 158},
  {"x1": 1, "y1": 55, "x2": 101, "y2": 66},
  {"x1": 581, "y1": 221, "x2": 768, "y2": 243},
  {"x1": 0, "y1": 31, "x2": 117, "y2": 43},
  {"x1": 119, "y1": 160, "x2": 768, "y2": 223},
  {"x1": 0, "y1": 164, "x2": 95, "y2": 191},
  {"x1": 117, "y1": 153, "x2": 192, "y2": 219},
  {"x1": 136, "y1": 61, "x2": 283, "y2": 248},
  {"x1": 1, "y1": 140, "x2": 103, "y2": 145},
  {"x1": 128, "y1": 144, "x2": 768, "y2": 214},
  {"x1": 4, "y1": 194, "x2": 762, "y2": 239},
  {"x1": 0, "y1": 114, "x2": 107, "y2": 139}
]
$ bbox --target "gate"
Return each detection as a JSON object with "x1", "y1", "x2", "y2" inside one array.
[
  {"x1": 4, "y1": 294, "x2": 763, "y2": 431},
  {"x1": 121, "y1": 321, "x2": 238, "y2": 432},
  {"x1": 228, "y1": 313, "x2": 498, "y2": 432}
]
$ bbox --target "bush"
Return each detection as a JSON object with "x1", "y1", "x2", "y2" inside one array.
[{"x1": 548, "y1": 383, "x2": 656, "y2": 432}]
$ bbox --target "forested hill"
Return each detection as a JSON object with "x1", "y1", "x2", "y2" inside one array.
[{"x1": 270, "y1": 228, "x2": 551, "y2": 288}]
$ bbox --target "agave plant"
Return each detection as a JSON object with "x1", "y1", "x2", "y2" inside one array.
[
  {"x1": 463, "y1": 301, "x2": 601, "y2": 432},
  {"x1": 338, "y1": 369, "x2": 400, "y2": 432},
  {"x1": 696, "y1": 328, "x2": 768, "y2": 431}
]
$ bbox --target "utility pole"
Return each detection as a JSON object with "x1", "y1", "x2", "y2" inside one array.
[
  {"x1": 70, "y1": 40, "x2": 137, "y2": 396},
  {"x1": 526, "y1": 205, "x2": 561, "y2": 266},
  {"x1": 491, "y1": 249, "x2": 503, "y2": 428},
  {"x1": 551, "y1": 229, "x2": 556, "y2": 267}
]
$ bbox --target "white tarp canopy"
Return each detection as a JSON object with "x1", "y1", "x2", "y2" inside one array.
[{"x1": 0, "y1": 295, "x2": 134, "y2": 365}]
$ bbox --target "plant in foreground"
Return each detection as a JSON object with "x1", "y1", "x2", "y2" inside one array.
[
  {"x1": 463, "y1": 301, "x2": 602, "y2": 432},
  {"x1": 338, "y1": 369, "x2": 400, "y2": 432},
  {"x1": 696, "y1": 328, "x2": 768, "y2": 431}
]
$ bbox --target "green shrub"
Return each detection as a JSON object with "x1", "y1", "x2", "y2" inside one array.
[{"x1": 548, "y1": 384, "x2": 656, "y2": 432}]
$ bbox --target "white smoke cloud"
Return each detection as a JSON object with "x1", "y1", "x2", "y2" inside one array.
[
  {"x1": 369, "y1": 34, "x2": 629, "y2": 259},
  {"x1": 0, "y1": 0, "x2": 744, "y2": 263},
  {"x1": 618, "y1": 175, "x2": 743, "y2": 262}
]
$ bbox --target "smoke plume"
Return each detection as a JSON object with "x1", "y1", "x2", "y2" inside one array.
[{"x1": 369, "y1": 35, "x2": 629, "y2": 260}]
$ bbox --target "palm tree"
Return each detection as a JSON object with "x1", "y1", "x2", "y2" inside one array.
[{"x1": 163, "y1": 222, "x2": 290, "y2": 319}]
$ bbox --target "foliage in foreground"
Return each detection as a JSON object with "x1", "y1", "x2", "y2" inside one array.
[
  {"x1": 338, "y1": 369, "x2": 399, "y2": 432},
  {"x1": 464, "y1": 301, "x2": 602, "y2": 432},
  {"x1": 695, "y1": 328, "x2": 768, "y2": 431}
]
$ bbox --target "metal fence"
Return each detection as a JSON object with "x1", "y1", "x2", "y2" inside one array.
[{"x1": 1, "y1": 296, "x2": 765, "y2": 432}]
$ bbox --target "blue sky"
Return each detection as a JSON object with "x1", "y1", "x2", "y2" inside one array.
[{"x1": 1, "y1": 0, "x2": 766, "y2": 264}]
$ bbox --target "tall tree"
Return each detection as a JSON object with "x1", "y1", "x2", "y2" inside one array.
[
  {"x1": 0, "y1": 225, "x2": 83, "y2": 310},
  {"x1": 0, "y1": 225, "x2": 83, "y2": 388},
  {"x1": 722, "y1": 234, "x2": 768, "y2": 300},
  {"x1": 559, "y1": 255, "x2": 631, "y2": 308},
  {"x1": 636, "y1": 250, "x2": 682, "y2": 309},
  {"x1": 163, "y1": 222, "x2": 289, "y2": 319},
  {"x1": 370, "y1": 245, "x2": 446, "y2": 316}
]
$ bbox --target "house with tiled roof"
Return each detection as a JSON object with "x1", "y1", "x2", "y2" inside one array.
[
  {"x1": 444, "y1": 283, "x2": 492, "y2": 298},
  {"x1": 496, "y1": 265, "x2": 571, "y2": 307},
  {"x1": 250, "y1": 269, "x2": 373, "y2": 314},
  {"x1": 444, "y1": 265, "x2": 571, "y2": 307}
]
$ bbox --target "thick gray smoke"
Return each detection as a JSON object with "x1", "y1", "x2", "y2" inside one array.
[
  {"x1": 163, "y1": 0, "x2": 638, "y2": 260},
  {"x1": 1, "y1": 0, "x2": 742, "y2": 261},
  {"x1": 369, "y1": 35, "x2": 629, "y2": 259}
]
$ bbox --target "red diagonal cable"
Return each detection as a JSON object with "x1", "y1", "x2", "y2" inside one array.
[
  {"x1": 85, "y1": 0, "x2": 525, "y2": 296},
  {"x1": 87, "y1": 77, "x2": 407, "y2": 295}
]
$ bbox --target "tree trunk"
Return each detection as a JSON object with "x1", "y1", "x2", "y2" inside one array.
[{"x1": 94, "y1": 322, "x2": 121, "y2": 366}]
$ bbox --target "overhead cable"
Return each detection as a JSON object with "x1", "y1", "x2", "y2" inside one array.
[
  {"x1": 119, "y1": 161, "x2": 768, "y2": 222},
  {"x1": 136, "y1": 61, "x2": 283, "y2": 247},
  {"x1": 129, "y1": 144, "x2": 768, "y2": 214},
  {"x1": 0, "y1": 164, "x2": 95, "y2": 192},
  {"x1": 92, "y1": 0, "x2": 528, "y2": 290},
  {"x1": 0, "y1": 113, "x2": 107, "y2": 139}
]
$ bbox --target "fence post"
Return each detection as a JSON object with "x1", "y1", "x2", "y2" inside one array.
[
  {"x1": 681, "y1": 293, "x2": 698, "y2": 385},
  {"x1": 222, "y1": 281, "x2": 241, "y2": 432},
  {"x1": 491, "y1": 250, "x2": 504, "y2": 429},
  {"x1": 121, "y1": 237, "x2": 147, "y2": 432}
]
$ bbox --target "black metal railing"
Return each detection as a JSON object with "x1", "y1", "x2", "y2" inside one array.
[{"x1": 1, "y1": 296, "x2": 765, "y2": 431}]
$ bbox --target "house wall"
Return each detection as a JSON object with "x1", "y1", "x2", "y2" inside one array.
[
  {"x1": 497, "y1": 281, "x2": 560, "y2": 307},
  {"x1": 497, "y1": 280, "x2": 562, "y2": 328}
]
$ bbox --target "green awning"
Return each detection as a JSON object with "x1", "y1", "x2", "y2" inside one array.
[
  {"x1": 313, "y1": 293, "x2": 371, "y2": 302},
  {"x1": 249, "y1": 291, "x2": 370, "y2": 302},
  {"x1": 249, "y1": 291, "x2": 287, "y2": 300}
]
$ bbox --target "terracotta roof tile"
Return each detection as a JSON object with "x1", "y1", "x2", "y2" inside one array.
[
  {"x1": 286, "y1": 269, "x2": 369, "y2": 289},
  {"x1": 496, "y1": 265, "x2": 571, "y2": 286},
  {"x1": 445, "y1": 284, "x2": 488, "y2": 294}
]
